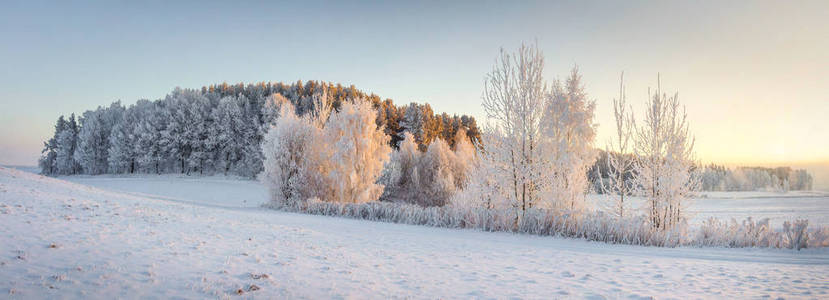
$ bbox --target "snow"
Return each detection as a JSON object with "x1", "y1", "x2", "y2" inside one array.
[
  {"x1": 588, "y1": 191, "x2": 829, "y2": 228},
  {"x1": 59, "y1": 174, "x2": 267, "y2": 209},
  {"x1": 2, "y1": 166, "x2": 828, "y2": 299}
]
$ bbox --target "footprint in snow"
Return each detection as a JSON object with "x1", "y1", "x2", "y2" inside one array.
[{"x1": 561, "y1": 271, "x2": 575, "y2": 278}]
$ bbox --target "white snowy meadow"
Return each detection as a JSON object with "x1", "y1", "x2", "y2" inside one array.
[
  {"x1": 5, "y1": 42, "x2": 828, "y2": 298},
  {"x1": 2, "y1": 167, "x2": 828, "y2": 299}
]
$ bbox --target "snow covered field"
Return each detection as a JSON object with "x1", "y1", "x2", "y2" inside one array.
[
  {"x1": 589, "y1": 191, "x2": 829, "y2": 229},
  {"x1": 62, "y1": 172, "x2": 829, "y2": 228},
  {"x1": 2, "y1": 167, "x2": 829, "y2": 299}
]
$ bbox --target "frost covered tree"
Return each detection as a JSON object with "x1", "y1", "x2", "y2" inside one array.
[
  {"x1": 303, "y1": 90, "x2": 333, "y2": 128},
  {"x1": 324, "y1": 99, "x2": 392, "y2": 203},
  {"x1": 400, "y1": 102, "x2": 427, "y2": 145},
  {"x1": 185, "y1": 92, "x2": 214, "y2": 174},
  {"x1": 384, "y1": 129, "x2": 477, "y2": 206},
  {"x1": 382, "y1": 132, "x2": 422, "y2": 204},
  {"x1": 790, "y1": 169, "x2": 813, "y2": 190},
  {"x1": 542, "y1": 67, "x2": 598, "y2": 214},
  {"x1": 601, "y1": 73, "x2": 635, "y2": 218},
  {"x1": 450, "y1": 129, "x2": 476, "y2": 189},
  {"x1": 698, "y1": 165, "x2": 813, "y2": 192},
  {"x1": 108, "y1": 103, "x2": 141, "y2": 173},
  {"x1": 262, "y1": 97, "x2": 391, "y2": 205},
  {"x1": 416, "y1": 138, "x2": 458, "y2": 206},
  {"x1": 52, "y1": 114, "x2": 80, "y2": 175},
  {"x1": 631, "y1": 77, "x2": 700, "y2": 230},
  {"x1": 212, "y1": 96, "x2": 246, "y2": 175},
  {"x1": 478, "y1": 43, "x2": 550, "y2": 213},
  {"x1": 136, "y1": 101, "x2": 168, "y2": 174},
  {"x1": 74, "y1": 111, "x2": 104, "y2": 174},
  {"x1": 39, "y1": 80, "x2": 482, "y2": 178},
  {"x1": 260, "y1": 102, "x2": 327, "y2": 206},
  {"x1": 75, "y1": 102, "x2": 124, "y2": 174},
  {"x1": 39, "y1": 115, "x2": 68, "y2": 175}
]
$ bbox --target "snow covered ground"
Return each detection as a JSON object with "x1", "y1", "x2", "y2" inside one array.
[
  {"x1": 2, "y1": 167, "x2": 829, "y2": 299},
  {"x1": 63, "y1": 172, "x2": 829, "y2": 228},
  {"x1": 590, "y1": 191, "x2": 829, "y2": 228}
]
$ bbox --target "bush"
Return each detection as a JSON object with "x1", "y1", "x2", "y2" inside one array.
[{"x1": 264, "y1": 197, "x2": 829, "y2": 249}]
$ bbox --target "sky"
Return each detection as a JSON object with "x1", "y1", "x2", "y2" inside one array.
[{"x1": 1, "y1": 1, "x2": 828, "y2": 185}]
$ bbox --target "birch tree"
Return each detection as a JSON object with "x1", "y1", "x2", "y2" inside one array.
[
  {"x1": 601, "y1": 73, "x2": 635, "y2": 218},
  {"x1": 542, "y1": 67, "x2": 598, "y2": 214},
  {"x1": 480, "y1": 43, "x2": 549, "y2": 214},
  {"x1": 631, "y1": 76, "x2": 700, "y2": 230}
]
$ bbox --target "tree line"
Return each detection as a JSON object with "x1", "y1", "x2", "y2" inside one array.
[
  {"x1": 259, "y1": 42, "x2": 826, "y2": 248},
  {"x1": 38, "y1": 81, "x2": 482, "y2": 177},
  {"x1": 37, "y1": 43, "x2": 825, "y2": 248},
  {"x1": 589, "y1": 152, "x2": 814, "y2": 193}
]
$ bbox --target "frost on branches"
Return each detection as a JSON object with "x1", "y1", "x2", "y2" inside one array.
[
  {"x1": 382, "y1": 130, "x2": 477, "y2": 207},
  {"x1": 324, "y1": 99, "x2": 392, "y2": 203},
  {"x1": 600, "y1": 73, "x2": 635, "y2": 219},
  {"x1": 542, "y1": 68, "x2": 598, "y2": 214},
  {"x1": 631, "y1": 78, "x2": 700, "y2": 230},
  {"x1": 260, "y1": 102, "x2": 325, "y2": 206},
  {"x1": 476, "y1": 43, "x2": 550, "y2": 213},
  {"x1": 261, "y1": 96, "x2": 391, "y2": 206},
  {"x1": 459, "y1": 43, "x2": 598, "y2": 217}
]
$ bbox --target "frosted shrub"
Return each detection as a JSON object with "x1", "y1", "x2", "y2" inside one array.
[
  {"x1": 783, "y1": 219, "x2": 809, "y2": 250},
  {"x1": 694, "y1": 217, "x2": 829, "y2": 249},
  {"x1": 811, "y1": 227, "x2": 829, "y2": 248},
  {"x1": 267, "y1": 194, "x2": 828, "y2": 250},
  {"x1": 697, "y1": 217, "x2": 775, "y2": 248},
  {"x1": 450, "y1": 152, "x2": 510, "y2": 210}
]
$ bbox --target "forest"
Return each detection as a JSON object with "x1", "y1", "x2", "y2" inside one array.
[
  {"x1": 37, "y1": 44, "x2": 823, "y2": 249},
  {"x1": 38, "y1": 80, "x2": 481, "y2": 178}
]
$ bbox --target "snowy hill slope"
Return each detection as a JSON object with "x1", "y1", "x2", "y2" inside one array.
[{"x1": 1, "y1": 167, "x2": 828, "y2": 299}]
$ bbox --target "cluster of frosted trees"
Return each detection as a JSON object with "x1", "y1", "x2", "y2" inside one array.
[
  {"x1": 261, "y1": 95, "x2": 392, "y2": 205},
  {"x1": 39, "y1": 81, "x2": 481, "y2": 178},
  {"x1": 40, "y1": 90, "x2": 265, "y2": 177},
  {"x1": 258, "y1": 44, "x2": 690, "y2": 231},
  {"x1": 261, "y1": 91, "x2": 477, "y2": 208},
  {"x1": 451, "y1": 44, "x2": 599, "y2": 218},
  {"x1": 700, "y1": 165, "x2": 813, "y2": 191},
  {"x1": 40, "y1": 44, "x2": 825, "y2": 248},
  {"x1": 262, "y1": 44, "x2": 603, "y2": 218},
  {"x1": 256, "y1": 43, "x2": 829, "y2": 249},
  {"x1": 380, "y1": 131, "x2": 476, "y2": 207}
]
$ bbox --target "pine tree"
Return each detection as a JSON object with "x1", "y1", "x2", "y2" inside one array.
[
  {"x1": 38, "y1": 115, "x2": 67, "y2": 175},
  {"x1": 109, "y1": 103, "x2": 141, "y2": 173}
]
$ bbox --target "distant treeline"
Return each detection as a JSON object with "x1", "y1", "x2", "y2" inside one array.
[
  {"x1": 38, "y1": 81, "x2": 481, "y2": 177},
  {"x1": 698, "y1": 164, "x2": 813, "y2": 191},
  {"x1": 589, "y1": 151, "x2": 813, "y2": 192}
]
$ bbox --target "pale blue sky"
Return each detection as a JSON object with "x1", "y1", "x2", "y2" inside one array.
[{"x1": 2, "y1": 1, "x2": 828, "y2": 173}]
